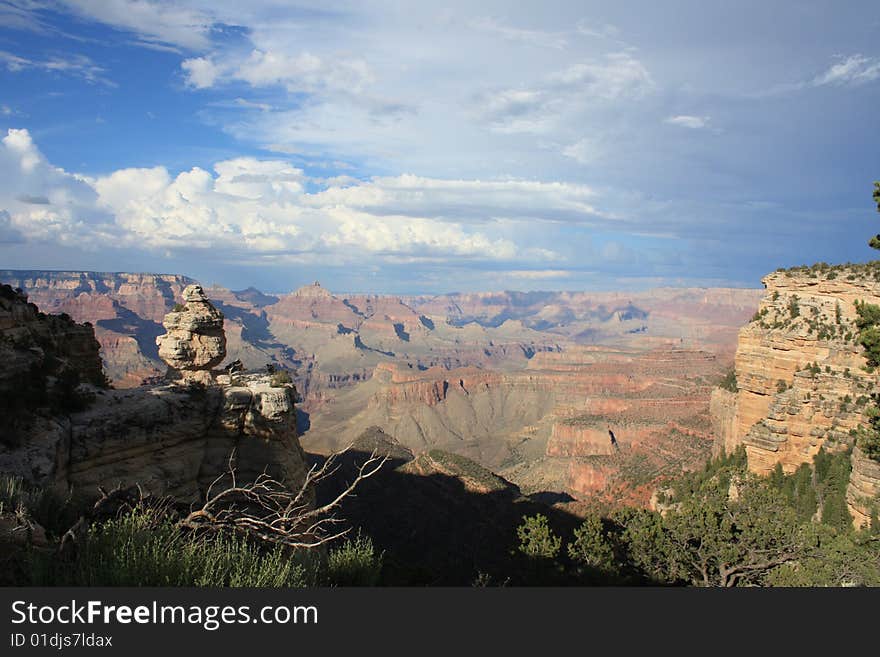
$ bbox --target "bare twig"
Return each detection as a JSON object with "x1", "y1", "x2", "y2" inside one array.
[{"x1": 178, "y1": 445, "x2": 389, "y2": 549}]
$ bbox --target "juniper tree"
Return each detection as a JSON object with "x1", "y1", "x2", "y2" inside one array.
[{"x1": 869, "y1": 181, "x2": 880, "y2": 249}]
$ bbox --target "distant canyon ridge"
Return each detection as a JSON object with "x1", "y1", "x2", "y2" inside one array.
[{"x1": 0, "y1": 270, "x2": 763, "y2": 504}]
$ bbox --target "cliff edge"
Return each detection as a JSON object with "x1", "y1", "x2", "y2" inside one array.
[
  {"x1": 711, "y1": 263, "x2": 880, "y2": 526},
  {"x1": 0, "y1": 281, "x2": 307, "y2": 504}
]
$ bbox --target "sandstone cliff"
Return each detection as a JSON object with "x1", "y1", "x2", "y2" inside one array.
[
  {"x1": 303, "y1": 345, "x2": 725, "y2": 507},
  {"x1": 711, "y1": 264, "x2": 880, "y2": 525},
  {"x1": 0, "y1": 283, "x2": 105, "y2": 415},
  {"x1": 0, "y1": 286, "x2": 307, "y2": 505},
  {"x1": 156, "y1": 284, "x2": 227, "y2": 384},
  {"x1": 847, "y1": 446, "x2": 880, "y2": 527}
]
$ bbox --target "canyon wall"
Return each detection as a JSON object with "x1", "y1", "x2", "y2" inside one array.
[
  {"x1": 847, "y1": 447, "x2": 880, "y2": 527},
  {"x1": 0, "y1": 271, "x2": 193, "y2": 386},
  {"x1": 0, "y1": 284, "x2": 308, "y2": 504},
  {"x1": 4, "y1": 271, "x2": 763, "y2": 510},
  {"x1": 711, "y1": 265, "x2": 880, "y2": 525},
  {"x1": 0, "y1": 283, "x2": 105, "y2": 409},
  {"x1": 303, "y1": 345, "x2": 726, "y2": 505}
]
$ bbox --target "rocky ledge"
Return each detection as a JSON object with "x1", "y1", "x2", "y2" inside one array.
[
  {"x1": 847, "y1": 446, "x2": 880, "y2": 528},
  {"x1": 710, "y1": 264, "x2": 880, "y2": 526},
  {"x1": 0, "y1": 280, "x2": 307, "y2": 504}
]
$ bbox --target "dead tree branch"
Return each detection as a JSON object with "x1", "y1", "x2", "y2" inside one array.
[{"x1": 178, "y1": 445, "x2": 388, "y2": 549}]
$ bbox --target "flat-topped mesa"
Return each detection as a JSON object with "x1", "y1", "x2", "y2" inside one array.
[
  {"x1": 156, "y1": 284, "x2": 226, "y2": 384},
  {"x1": 292, "y1": 281, "x2": 333, "y2": 298}
]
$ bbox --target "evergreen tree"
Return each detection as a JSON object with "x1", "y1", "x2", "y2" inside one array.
[
  {"x1": 870, "y1": 181, "x2": 880, "y2": 250},
  {"x1": 791, "y1": 464, "x2": 818, "y2": 523},
  {"x1": 769, "y1": 462, "x2": 785, "y2": 491},
  {"x1": 568, "y1": 514, "x2": 616, "y2": 578},
  {"x1": 660, "y1": 475, "x2": 808, "y2": 586},
  {"x1": 515, "y1": 514, "x2": 564, "y2": 585},
  {"x1": 516, "y1": 514, "x2": 561, "y2": 559}
]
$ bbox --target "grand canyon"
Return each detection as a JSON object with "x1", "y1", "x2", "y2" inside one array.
[
  {"x1": 4, "y1": 259, "x2": 880, "y2": 588},
  {"x1": 0, "y1": 269, "x2": 762, "y2": 508},
  {"x1": 3, "y1": 8, "x2": 880, "y2": 651}
]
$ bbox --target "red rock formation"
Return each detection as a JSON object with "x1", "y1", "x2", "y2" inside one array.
[
  {"x1": 712, "y1": 268, "x2": 876, "y2": 474},
  {"x1": 1, "y1": 272, "x2": 193, "y2": 387},
  {"x1": 709, "y1": 265, "x2": 880, "y2": 526},
  {"x1": 304, "y1": 346, "x2": 725, "y2": 507}
]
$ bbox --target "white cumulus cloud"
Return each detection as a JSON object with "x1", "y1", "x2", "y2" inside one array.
[{"x1": 1, "y1": 129, "x2": 594, "y2": 265}]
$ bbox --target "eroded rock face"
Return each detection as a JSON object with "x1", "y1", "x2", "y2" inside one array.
[
  {"x1": 0, "y1": 271, "x2": 196, "y2": 387},
  {"x1": 710, "y1": 266, "x2": 880, "y2": 525},
  {"x1": 847, "y1": 447, "x2": 880, "y2": 528},
  {"x1": 0, "y1": 373, "x2": 308, "y2": 504},
  {"x1": 0, "y1": 287, "x2": 307, "y2": 506},
  {"x1": 0, "y1": 283, "x2": 104, "y2": 414},
  {"x1": 156, "y1": 284, "x2": 226, "y2": 384},
  {"x1": 72, "y1": 373, "x2": 307, "y2": 501},
  {"x1": 304, "y1": 346, "x2": 724, "y2": 506},
  {"x1": 712, "y1": 269, "x2": 877, "y2": 475}
]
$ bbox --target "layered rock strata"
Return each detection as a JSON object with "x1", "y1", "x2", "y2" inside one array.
[
  {"x1": 156, "y1": 284, "x2": 226, "y2": 384},
  {"x1": 713, "y1": 269, "x2": 877, "y2": 473},
  {"x1": 304, "y1": 346, "x2": 725, "y2": 504},
  {"x1": 0, "y1": 375, "x2": 307, "y2": 502},
  {"x1": 846, "y1": 446, "x2": 880, "y2": 528},
  {"x1": 0, "y1": 288, "x2": 307, "y2": 505},
  {"x1": 0, "y1": 283, "x2": 104, "y2": 411},
  {"x1": 710, "y1": 265, "x2": 880, "y2": 525}
]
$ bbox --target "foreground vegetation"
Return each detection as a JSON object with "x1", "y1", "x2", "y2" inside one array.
[
  {"x1": 514, "y1": 446, "x2": 880, "y2": 586},
  {"x1": 1, "y1": 475, "x2": 381, "y2": 587},
  {"x1": 4, "y1": 443, "x2": 878, "y2": 587}
]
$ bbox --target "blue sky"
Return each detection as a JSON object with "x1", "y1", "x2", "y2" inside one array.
[{"x1": 0, "y1": 0, "x2": 879, "y2": 294}]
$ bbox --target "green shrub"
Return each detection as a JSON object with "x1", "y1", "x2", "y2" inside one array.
[
  {"x1": 270, "y1": 370, "x2": 293, "y2": 387},
  {"x1": 856, "y1": 405, "x2": 880, "y2": 461},
  {"x1": 568, "y1": 514, "x2": 615, "y2": 573},
  {"x1": 30, "y1": 507, "x2": 310, "y2": 587},
  {"x1": 516, "y1": 514, "x2": 561, "y2": 559},
  {"x1": 665, "y1": 445, "x2": 747, "y2": 502},
  {"x1": 859, "y1": 327, "x2": 880, "y2": 368},
  {"x1": 325, "y1": 533, "x2": 383, "y2": 586},
  {"x1": 0, "y1": 475, "x2": 77, "y2": 536},
  {"x1": 718, "y1": 369, "x2": 738, "y2": 393}
]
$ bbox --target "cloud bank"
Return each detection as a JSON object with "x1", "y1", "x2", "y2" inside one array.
[{"x1": 1, "y1": 128, "x2": 622, "y2": 266}]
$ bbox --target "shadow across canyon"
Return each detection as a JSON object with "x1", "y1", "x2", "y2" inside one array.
[
  {"x1": 309, "y1": 435, "x2": 665, "y2": 586},
  {"x1": 97, "y1": 303, "x2": 163, "y2": 361}
]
